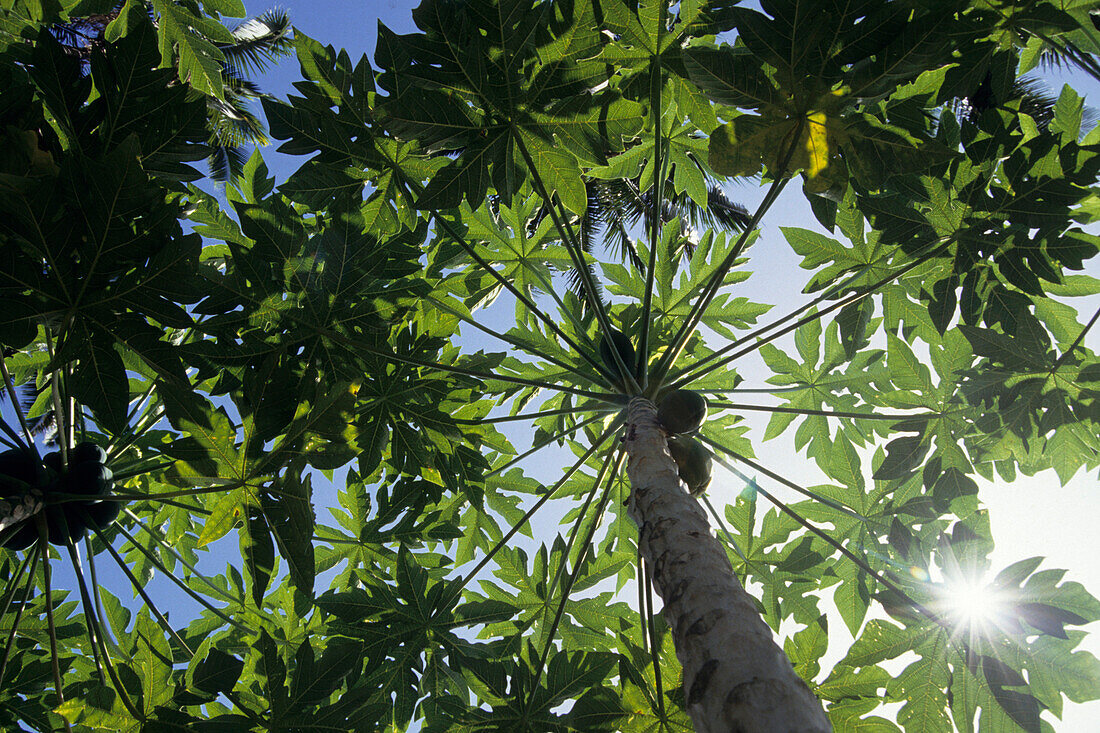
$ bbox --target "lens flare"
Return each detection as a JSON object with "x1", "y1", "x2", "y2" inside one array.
[{"x1": 935, "y1": 573, "x2": 1011, "y2": 636}]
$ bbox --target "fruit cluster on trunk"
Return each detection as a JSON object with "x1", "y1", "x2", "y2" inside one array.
[{"x1": 0, "y1": 443, "x2": 121, "y2": 549}]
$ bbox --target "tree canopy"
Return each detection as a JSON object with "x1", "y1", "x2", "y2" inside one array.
[{"x1": 0, "y1": 0, "x2": 1098, "y2": 730}]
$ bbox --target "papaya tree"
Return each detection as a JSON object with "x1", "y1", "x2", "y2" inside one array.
[{"x1": 1, "y1": 0, "x2": 1100, "y2": 731}]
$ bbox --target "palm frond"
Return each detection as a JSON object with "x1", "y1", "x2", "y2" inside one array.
[
  {"x1": 219, "y1": 10, "x2": 294, "y2": 81},
  {"x1": 952, "y1": 74, "x2": 1099, "y2": 131},
  {"x1": 565, "y1": 260, "x2": 605, "y2": 314},
  {"x1": 207, "y1": 144, "x2": 249, "y2": 183},
  {"x1": 208, "y1": 98, "x2": 267, "y2": 145},
  {"x1": 694, "y1": 184, "x2": 751, "y2": 231}
]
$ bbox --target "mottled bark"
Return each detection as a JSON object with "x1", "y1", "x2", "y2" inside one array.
[
  {"x1": 0, "y1": 490, "x2": 43, "y2": 534},
  {"x1": 624, "y1": 397, "x2": 831, "y2": 733}
]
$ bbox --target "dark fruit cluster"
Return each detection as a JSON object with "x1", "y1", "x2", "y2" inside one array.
[
  {"x1": 0, "y1": 443, "x2": 120, "y2": 549},
  {"x1": 599, "y1": 328, "x2": 636, "y2": 388},
  {"x1": 657, "y1": 389, "x2": 712, "y2": 497}
]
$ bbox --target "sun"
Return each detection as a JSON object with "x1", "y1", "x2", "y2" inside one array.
[{"x1": 934, "y1": 573, "x2": 1012, "y2": 637}]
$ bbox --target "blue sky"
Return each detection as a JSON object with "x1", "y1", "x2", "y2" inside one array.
[{"x1": 231, "y1": 2, "x2": 1100, "y2": 727}]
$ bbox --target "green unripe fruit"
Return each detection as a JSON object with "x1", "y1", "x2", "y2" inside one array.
[
  {"x1": 2, "y1": 524, "x2": 37, "y2": 550},
  {"x1": 45, "y1": 505, "x2": 90, "y2": 544},
  {"x1": 598, "y1": 328, "x2": 635, "y2": 380},
  {"x1": 657, "y1": 389, "x2": 708, "y2": 435},
  {"x1": 667, "y1": 435, "x2": 712, "y2": 496},
  {"x1": 43, "y1": 450, "x2": 63, "y2": 473},
  {"x1": 71, "y1": 442, "x2": 107, "y2": 466},
  {"x1": 63, "y1": 462, "x2": 114, "y2": 497},
  {"x1": 0, "y1": 448, "x2": 37, "y2": 497},
  {"x1": 85, "y1": 500, "x2": 121, "y2": 531}
]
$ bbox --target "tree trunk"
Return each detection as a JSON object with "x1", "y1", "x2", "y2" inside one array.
[
  {"x1": 623, "y1": 397, "x2": 831, "y2": 733},
  {"x1": 0, "y1": 490, "x2": 43, "y2": 534}
]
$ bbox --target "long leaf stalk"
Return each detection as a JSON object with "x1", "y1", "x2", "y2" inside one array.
[
  {"x1": 636, "y1": 541, "x2": 648, "y2": 656},
  {"x1": 120, "y1": 508, "x2": 251, "y2": 612},
  {"x1": 424, "y1": 294, "x2": 606, "y2": 388},
  {"x1": 442, "y1": 419, "x2": 622, "y2": 610},
  {"x1": 87, "y1": 516, "x2": 195, "y2": 658},
  {"x1": 36, "y1": 526, "x2": 73, "y2": 732},
  {"x1": 498, "y1": 231, "x2": 594, "y2": 340},
  {"x1": 398, "y1": 171, "x2": 609, "y2": 380},
  {"x1": 710, "y1": 450, "x2": 968, "y2": 645},
  {"x1": 110, "y1": 320, "x2": 206, "y2": 463},
  {"x1": 0, "y1": 356, "x2": 36, "y2": 454},
  {"x1": 0, "y1": 419, "x2": 28, "y2": 449},
  {"x1": 82, "y1": 534, "x2": 110, "y2": 656},
  {"x1": 112, "y1": 518, "x2": 251, "y2": 633},
  {"x1": 110, "y1": 480, "x2": 297, "y2": 502},
  {"x1": 0, "y1": 547, "x2": 39, "y2": 685},
  {"x1": 699, "y1": 491, "x2": 750, "y2": 567},
  {"x1": 108, "y1": 403, "x2": 165, "y2": 465},
  {"x1": 525, "y1": 446, "x2": 624, "y2": 710},
  {"x1": 641, "y1": 555, "x2": 667, "y2": 720},
  {"x1": 110, "y1": 485, "x2": 254, "y2": 500},
  {"x1": 455, "y1": 403, "x2": 620, "y2": 425},
  {"x1": 217, "y1": 240, "x2": 614, "y2": 403},
  {"x1": 639, "y1": 13, "x2": 672, "y2": 391},
  {"x1": 649, "y1": 171, "x2": 792, "y2": 390},
  {"x1": 330, "y1": 323, "x2": 611, "y2": 402},
  {"x1": 710, "y1": 401, "x2": 945, "y2": 422},
  {"x1": 513, "y1": 134, "x2": 642, "y2": 395},
  {"x1": 106, "y1": 460, "x2": 178, "y2": 482},
  {"x1": 485, "y1": 412, "x2": 611, "y2": 478},
  {"x1": 649, "y1": 114, "x2": 807, "y2": 388},
  {"x1": 699, "y1": 385, "x2": 812, "y2": 394},
  {"x1": 65, "y1": 365, "x2": 75, "y2": 453},
  {"x1": 671, "y1": 236, "x2": 956, "y2": 389},
  {"x1": 44, "y1": 330, "x2": 69, "y2": 468},
  {"x1": 0, "y1": 549, "x2": 34, "y2": 626},
  {"x1": 429, "y1": 209, "x2": 609, "y2": 379},
  {"x1": 120, "y1": 380, "x2": 159, "y2": 438},
  {"x1": 525, "y1": 458, "x2": 608, "y2": 695},
  {"x1": 543, "y1": 444, "x2": 623, "y2": 613},
  {"x1": 62, "y1": 540, "x2": 109, "y2": 685},
  {"x1": 59, "y1": 543, "x2": 141, "y2": 723},
  {"x1": 1052, "y1": 305, "x2": 1100, "y2": 372},
  {"x1": 50, "y1": 372, "x2": 69, "y2": 466},
  {"x1": 664, "y1": 258, "x2": 884, "y2": 385},
  {"x1": 699, "y1": 435, "x2": 863, "y2": 520}
]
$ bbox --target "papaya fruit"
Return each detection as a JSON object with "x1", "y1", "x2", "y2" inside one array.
[
  {"x1": 71, "y1": 442, "x2": 107, "y2": 466},
  {"x1": 657, "y1": 390, "x2": 708, "y2": 435},
  {"x1": 598, "y1": 328, "x2": 635, "y2": 380},
  {"x1": 63, "y1": 462, "x2": 114, "y2": 497},
  {"x1": 45, "y1": 505, "x2": 87, "y2": 544},
  {"x1": 0, "y1": 448, "x2": 38, "y2": 497},
  {"x1": 85, "y1": 500, "x2": 121, "y2": 531},
  {"x1": 43, "y1": 450, "x2": 63, "y2": 473},
  {"x1": 667, "y1": 435, "x2": 712, "y2": 496},
  {"x1": 2, "y1": 524, "x2": 38, "y2": 550},
  {"x1": 0, "y1": 440, "x2": 122, "y2": 547}
]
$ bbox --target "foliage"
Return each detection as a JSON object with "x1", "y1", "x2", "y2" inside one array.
[{"x1": 0, "y1": 0, "x2": 1098, "y2": 731}]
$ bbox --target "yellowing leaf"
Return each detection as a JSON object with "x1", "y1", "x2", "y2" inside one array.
[
  {"x1": 803, "y1": 111, "x2": 831, "y2": 179},
  {"x1": 198, "y1": 491, "x2": 244, "y2": 547}
]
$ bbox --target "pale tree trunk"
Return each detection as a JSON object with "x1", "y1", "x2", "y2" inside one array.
[
  {"x1": 0, "y1": 490, "x2": 43, "y2": 533},
  {"x1": 623, "y1": 397, "x2": 831, "y2": 733}
]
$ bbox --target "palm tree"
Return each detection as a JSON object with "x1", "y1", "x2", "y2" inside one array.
[
  {"x1": 204, "y1": 11, "x2": 293, "y2": 180},
  {"x1": 49, "y1": 5, "x2": 292, "y2": 181}
]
